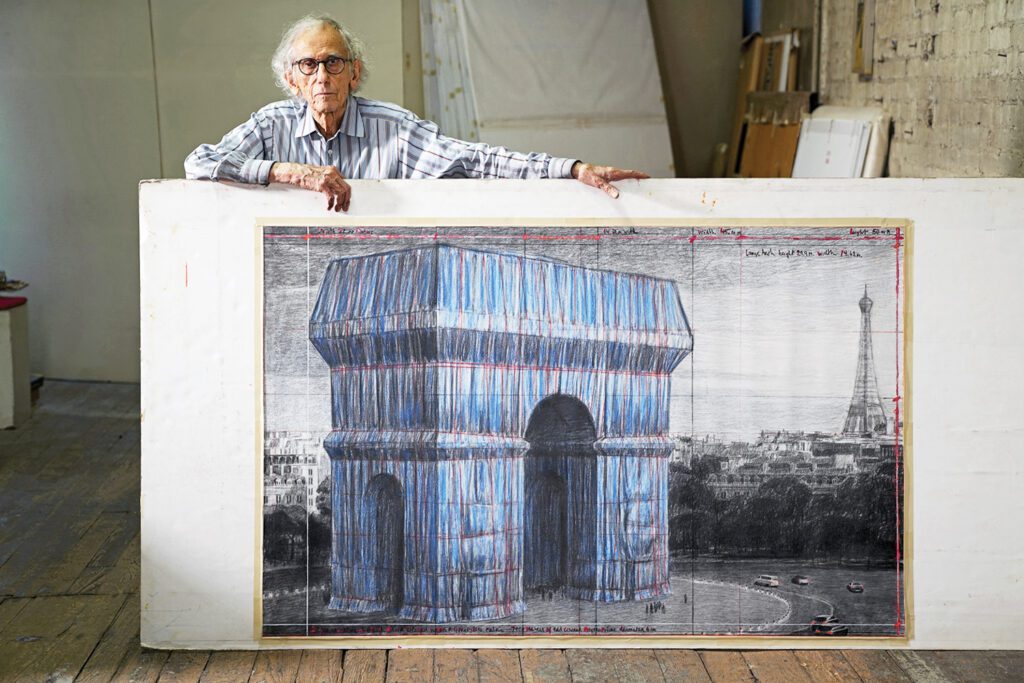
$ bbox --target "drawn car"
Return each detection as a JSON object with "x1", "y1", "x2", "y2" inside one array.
[
  {"x1": 813, "y1": 623, "x2": 850, "y2": 636},
  {"x1": 810, "y1": 615, "x2": 846, "y2": 635},
  {"x1": 846, "y1": 581, "x2": 865, "y2": 593},
  {"x1": 791, "y1": 575, "x2": 810, "y2": 585},
  {"x1": 754, "y1": 575, "x2": 780, "y2": 587}
]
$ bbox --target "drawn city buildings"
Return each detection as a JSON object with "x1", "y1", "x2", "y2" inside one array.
[
  {"x1": 684, "y1": 431, "x2": 902, "y2": 500},
  {"x1": 262, "y1": 431, "x2": 328, "y2": 514}
]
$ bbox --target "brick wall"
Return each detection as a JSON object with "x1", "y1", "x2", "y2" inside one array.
[{"x1": 821, "y1": 0, "x2": 1024, "y2": 176}]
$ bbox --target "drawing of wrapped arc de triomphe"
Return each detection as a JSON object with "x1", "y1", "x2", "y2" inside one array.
[{"x1": 310, "y1": 243, "x2": 693, "y2": 623}]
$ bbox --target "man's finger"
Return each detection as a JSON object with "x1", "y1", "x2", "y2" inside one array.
[
  {"x1": 338, "y1": 180, "x2": 351, "y2": 212},
  {"x1": 594, "y1": 176, "x2": 619, "y2": 199},
  {"x1": 321, "y1": 182, "x2": 334, "y2": 210},
  {"x1": 605, "y1": 169, "x2": 650, "y2": 181}
]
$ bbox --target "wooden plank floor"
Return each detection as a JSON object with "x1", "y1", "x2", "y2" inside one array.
[{"x1": 0, "y1": 381, "x2": 1020, "y2": 682}]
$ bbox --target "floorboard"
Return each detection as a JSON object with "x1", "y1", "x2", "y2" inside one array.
[
  {"x1": 250, "y1": 649, "x2": 303, "y2": 683},
  {"x1": 888, "y1": 650, "x2": 959, "y2": 682},
  {"x1": 477, "y1": 649, "x2": 523, "y2": 683},
  {"x1": 653, "y1": 649, "x2": 712, "y2": 682},
  {"x1": 341, "y1": 650, "x2": 386, "y2": 683},
  {"x1": 198, "y1": 650, "x2": 258, "y2": 683},
  {"x1": 385, "y1": 649, "x2": 433, "y2": 683},
  {"x1": 434, "y1": 648, "x2": 479, "y2": 683},
  {"x1": 519, "y1": 649, "x2": 571, "y2": 683},
  {"x1": 841, "y1": 651, "x2": 913, "y2": 682},
  {"x1": 110, "y1": 646, "x2": 170, "y2": 683},
  {"x1": 927, "y1": 651, "x2": 1023, "y2": 683},
  {"x1": 565, "y1": 648, "x2": 627, "y2": 683},
  {"x1": 697, "y1": 651, "x2": 755, "y2": 681},
  {"x1": 0, "y1": 597, "x2": 30, "y2": 632},
  {"x1": 156, "y1": 650, "x2": 211, "y2": 683},
  {"x1": 294, "y1": 649, "x2": 344, "y2": 683},
  {"x1": 0, "y1": 594, "x2": 119, "y2": 681},
  {"x1": 612, "y1": 649, "x2": 667, "y2": 683},
  {"x1": 795, "y1": 650, "x2": 865, "y2": 682},
  {"x1": 743, "y1": 650, "x2": 814, "y2": 683}
]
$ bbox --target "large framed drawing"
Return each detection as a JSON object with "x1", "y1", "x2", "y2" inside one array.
[{"x1": 258, "y1": 219, "x2": 909, "y2": 642}]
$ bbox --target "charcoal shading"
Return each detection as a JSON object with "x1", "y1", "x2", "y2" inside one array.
[{"x1": 261, "y1": 224, "x2": 907, "y2": 639}]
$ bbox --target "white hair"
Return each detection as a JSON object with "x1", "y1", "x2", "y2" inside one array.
[{"x1": 270, "y1": 14, "x2": 369, "y2": 99}]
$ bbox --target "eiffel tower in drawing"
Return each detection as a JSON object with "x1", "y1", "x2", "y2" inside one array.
[{"x1": 842, "y1": 285, "x2": 888, "y2": 435}]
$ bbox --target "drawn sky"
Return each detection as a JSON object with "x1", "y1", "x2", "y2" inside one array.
[{"x1": 263, "y1": 225, "x2": 905, "y2": 442}]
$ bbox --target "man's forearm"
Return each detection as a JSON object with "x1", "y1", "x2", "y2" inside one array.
[{"x1": 267, "y1": 162, "x2": 294, "y2": 185}]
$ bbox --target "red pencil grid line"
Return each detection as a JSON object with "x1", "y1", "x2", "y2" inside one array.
[
  {"x1": 328, "y1": 360, "x2": 672, "y2": 379},
  {"x1": 739, "y1": 230, "x2": 745, "y2": 442},
  {"x1": 265, "y1": 230, "x2": 904, "y2": 243},
  {"x1": 328, "y1": 563, "x2": 523, "y2": 574},
  {"x1": 893, "y1": 226, "x2": 904, "y2": 635},
  {"x1": 281, "y1": 623, "x2": 903, "y2": 637},
  {"x1": 283, "y1": 321, "x2": 903, "y2": 334},
  {"x1": 305, "y1": 225, "x2": 311, "y2": 635}
]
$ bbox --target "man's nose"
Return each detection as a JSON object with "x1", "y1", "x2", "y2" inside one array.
[{"x1": 315, "y1": 62, "x2": 331, "y2": 80}]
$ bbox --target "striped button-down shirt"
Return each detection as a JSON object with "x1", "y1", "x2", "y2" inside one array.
[{"x1": 184, "y1": 96, "x2": 577, "y2": 184}]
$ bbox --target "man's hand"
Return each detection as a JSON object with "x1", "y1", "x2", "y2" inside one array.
[
  {"x1": 571, "y1": 162, "x2": 649, "y2": 199},
  {"x1": 269, "y1": 162, "x2": 351, "y2": 212}
]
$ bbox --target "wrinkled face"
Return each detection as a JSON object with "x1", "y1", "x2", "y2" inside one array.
[{"x1": 285, "y1": 25, "x2": 362, "y2": 118}]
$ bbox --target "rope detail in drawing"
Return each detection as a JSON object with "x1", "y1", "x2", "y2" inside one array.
[{"x1": 309, "y1": 244, "x2": 693, "y2": 623}]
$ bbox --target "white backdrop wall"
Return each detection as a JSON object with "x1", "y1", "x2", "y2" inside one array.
[
  {"x1": 141, "y1": 178, "x2": 1024, "y2": 649},
  {"x1": 460, "y1": 0, "x2": 674, "y2": 178},
  {"x1": 0, "y1": 0, "x2": 161, "y2": 382},
  {"x1": 0, "y1": 1, "x2": 404, "y2": 381}
]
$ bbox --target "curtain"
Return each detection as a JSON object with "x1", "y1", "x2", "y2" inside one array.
[
  {"x1": 419, "y1": 0, "x2": 480, "y2": 142},
  {"x1": 421, "y1": 0, "x2": 673, "y2": 177}
]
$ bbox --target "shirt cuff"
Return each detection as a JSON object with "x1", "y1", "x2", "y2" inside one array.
[
  {"x1": 548, "y1": 157, "x2": 579, "y2": 179},
  {"x1": 241, "y1": 158, "x2": 275, "y2": 185}
]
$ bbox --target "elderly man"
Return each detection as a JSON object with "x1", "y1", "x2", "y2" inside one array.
[{"x1": 185, "y1": 15, "x2": 648, "y2": 211}]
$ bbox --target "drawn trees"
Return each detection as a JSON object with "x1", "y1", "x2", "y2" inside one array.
[
  {"x1": 668, "y1": 456, "x2": 901, "y2": 560},
  {"x1": 264, "y1": 508, "x2": 306, "y2": 564}
]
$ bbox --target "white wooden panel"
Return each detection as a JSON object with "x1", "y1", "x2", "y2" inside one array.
[{"x1": 140, "y1": 177, "x2": 1024, "y2": 649}]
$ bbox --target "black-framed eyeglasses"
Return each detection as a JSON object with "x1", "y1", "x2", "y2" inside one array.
[{"x1": 292, "y1": 55, "x2": 351, "y2": 76}]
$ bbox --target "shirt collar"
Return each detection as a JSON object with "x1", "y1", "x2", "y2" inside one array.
[{"x1": 295, "y1": 96, "x2": 365, "y2": 140}]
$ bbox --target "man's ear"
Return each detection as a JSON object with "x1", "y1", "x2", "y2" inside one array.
[
  {"x1": 350, "y1": 60, "x2": 363, "y2": 92},
  {"x1": 284, "y1": 70, "x2": 301, "y2": 97}
]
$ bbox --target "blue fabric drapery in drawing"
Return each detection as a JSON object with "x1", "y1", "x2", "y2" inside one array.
[{"x1": 310, "y1": 243, "x2": 693, "y2": 623}]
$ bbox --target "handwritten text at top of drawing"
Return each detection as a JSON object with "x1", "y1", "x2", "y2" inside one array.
[
  {"x1": 696, "y1": 227, "x2": 743, "y2": 236},
  {"x1": 849, "y1": 227, "x2": 898, "y2": 236},
  {"x1": 744, "y1": 247, "x2": 863, "y2": 259}
]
